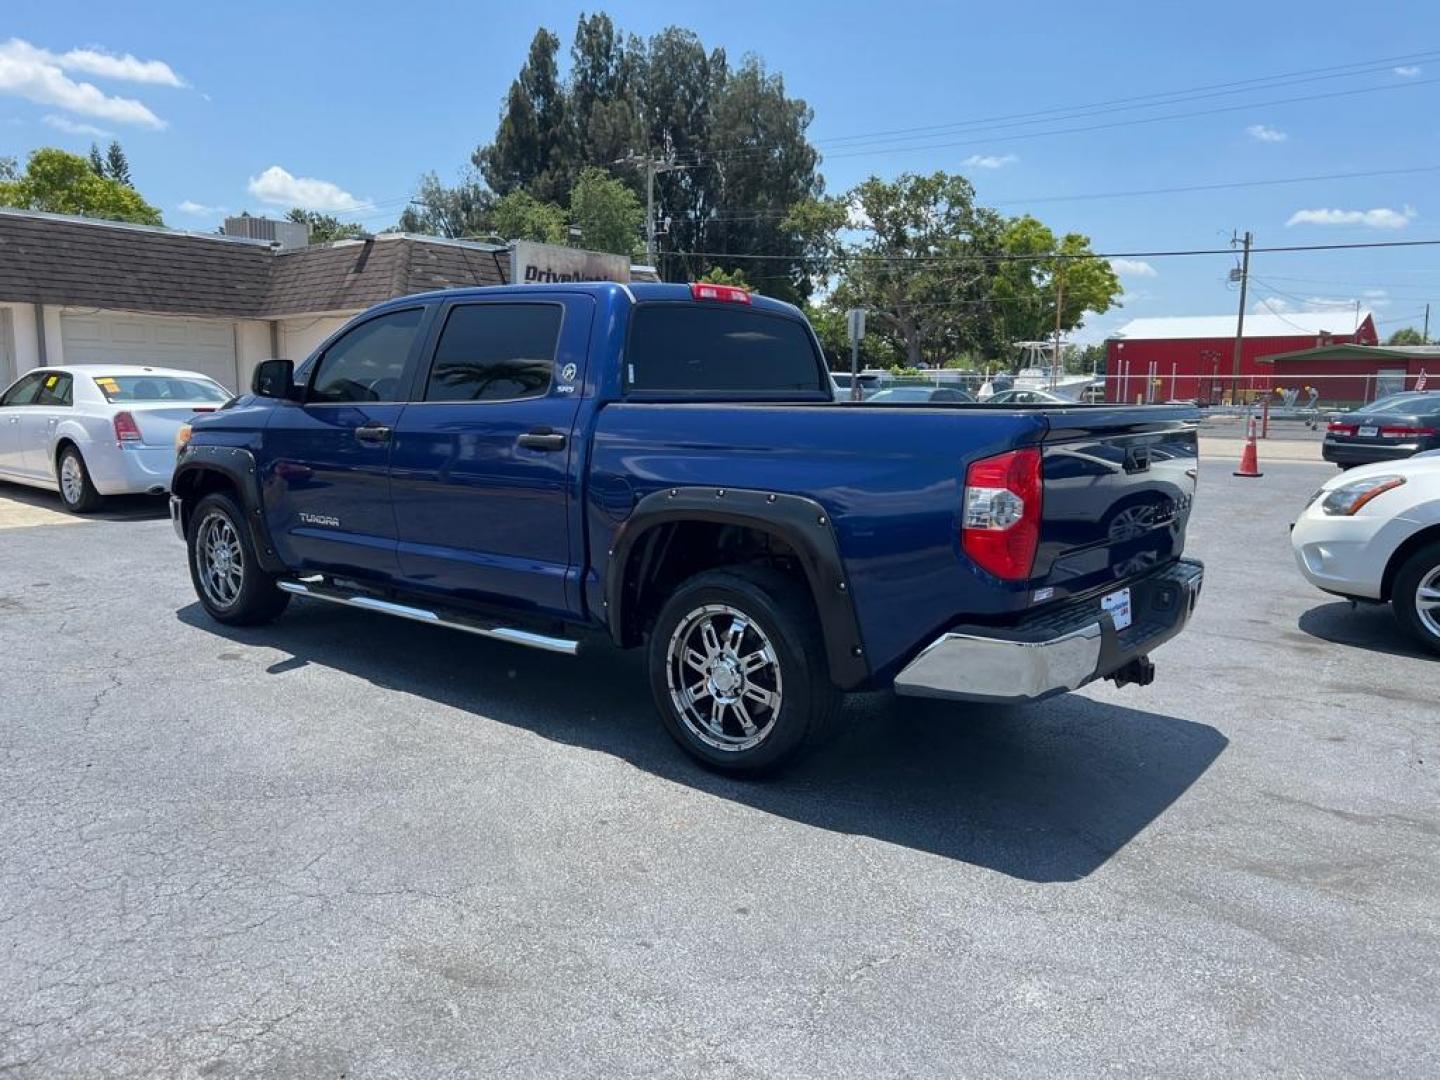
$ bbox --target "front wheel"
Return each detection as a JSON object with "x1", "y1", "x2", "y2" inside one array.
[
  {"x1": 1392, "y1": 541, "x2": 1440, "y2": 656},
  {"x1": 186, "y1": 492, "x2": 290, "y2": 626},
  {"x1": 647, "y1": 566, "x2": 841, "y2": 774}
]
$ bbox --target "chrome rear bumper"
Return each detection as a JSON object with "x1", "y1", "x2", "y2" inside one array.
[{"x1": 893, "y1": 559, "x2": 1203, "y2": 705}]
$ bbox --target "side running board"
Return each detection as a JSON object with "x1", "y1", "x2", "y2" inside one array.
[{"x1": 276, "y1": 579, "x2": 580, "y2": 656}]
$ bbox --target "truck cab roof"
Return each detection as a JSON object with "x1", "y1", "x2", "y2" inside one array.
[{"x1": 385, "y1": 281, "x2": 804, "y2": 319}]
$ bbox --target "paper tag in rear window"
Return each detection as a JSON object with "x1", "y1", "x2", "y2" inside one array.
[{"x1": 95, "y1": 378, "x2": 121, "y2": 399}]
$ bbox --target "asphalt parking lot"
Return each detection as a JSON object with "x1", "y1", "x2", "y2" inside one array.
[{"x1": 2, "y1": 451, "x2": 1437, "y2": 1078}]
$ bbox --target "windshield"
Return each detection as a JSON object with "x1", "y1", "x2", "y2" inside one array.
[{"x1": 94, "y1": 375, "x2": 231, "y2": 404}]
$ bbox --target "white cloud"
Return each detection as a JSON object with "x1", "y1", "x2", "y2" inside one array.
[
  {"x1": 177, "y1": 199, "x2": 226, "y2": 216},
  {"x1": 1111, "y1": 258, "x2": 1157, "y2": 278},
  {"x1": 247, "y1": 165, "x2": 369, "y2": 212},
  {"x1": 1286, "y1": 205, "x2": 1417, "y2": 229},
  {"x1": 1246, "y1": 123, "x2": 1287, "y2": 143},
  {"x1": 42, "y1": 113, "x2": 110, "y2": 137},
  {"x1": 0, "y1": 38, "x2": 166, "y2": 128},
  {"x1": 1395, "y1": 65, "x2": 1422, "y2": 77},
  {"x1": 54, "y1": 45, "x2": 184, "y2": 86},
  {"x1": 962, "y1": 153, "x2": 1018, "y2": 169}
]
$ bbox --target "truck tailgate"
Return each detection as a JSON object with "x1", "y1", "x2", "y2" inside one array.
[{"x1": 1032, "y1": 406, "x2": 1199, "y2": 600}]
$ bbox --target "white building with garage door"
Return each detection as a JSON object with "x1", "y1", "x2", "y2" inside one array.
[{"x1": 0, "y1": 208, "x2": 656, "y2": 392}]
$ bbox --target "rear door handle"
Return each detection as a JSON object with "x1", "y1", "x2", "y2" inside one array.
[
  {"x1": 354, "y1": 422, "x2": 392, "y2": 445},
  {"x1": 517, "y1": 427, "x2": 566, "y2": 451}
]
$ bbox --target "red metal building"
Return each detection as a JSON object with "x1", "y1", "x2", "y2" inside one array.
[{"x1": 1104, "y1": 310, "x2": 1377, "y2": 404}]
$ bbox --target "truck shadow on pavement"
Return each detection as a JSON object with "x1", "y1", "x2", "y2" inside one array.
[
  {"x1": 1298, "y1": 601, "x2": 1434, "y2": 661},
  {"x1": 179, "y1": 602, "x2": 1227, "y2": 883}
]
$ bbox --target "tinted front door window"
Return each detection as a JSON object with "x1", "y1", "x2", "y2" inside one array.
[{"x1": 309, "y1": 308, "x2": 423, "y2": 403}]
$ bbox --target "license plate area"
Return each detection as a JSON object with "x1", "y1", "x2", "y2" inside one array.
[
  {"x1": 1358, "y1": 426, "x2": 1378, "y2": 438},
  {"x1": 1102, "y1": 587, "x2": 1133, "y2": 631}
]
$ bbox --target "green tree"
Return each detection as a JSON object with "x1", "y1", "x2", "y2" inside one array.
[
  {"x1": 0, "y1": 156, "x2": 17, "y2": 182},
  {"x1": 0, "y1": 148, "x2": 161, "y2": 225},
  {"x1": 568, "y1": 13, "x2": 644, "y2": 182},
  {"x1": 491, "y1": 189, "x2": 567, "y2": 243},
  {"x1": 469, "y1": 19, "x2": 824, "y2": 302},
  {"x1": 826, "y1": 172, "x2": 1005, "y2": 368},
  {"x1": 475, "y1": 28, "x2": 570, "y2": 205},
  {"x1": 104, "y1": 140, "x2": 132, "y2": 187},
  {"x1": 569, "y1": 166, "x2": 642, "y2": 254},
  {"x1": 990, "y1": 216, "x2": 1122, "y2": 358},
  {"x1": 286, "y1": 207, "x2": 364, "y2": 244},
  {"x1": 1387, "y1": 326, "x2": 1426, "y2": 346},
  {"x1": 396, "y1": 170, "x2": 494, "y2": 238},
  {"x1": 88, "y1": 142, "x2": 106, "y2": 177}
]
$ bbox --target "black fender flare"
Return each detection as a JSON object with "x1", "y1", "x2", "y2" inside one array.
[
  {"x1": 171, "y1": 445, "x2": 287, "y2": 574},
  {"x1": 604, "y1": 487, "x2": 870, "y2": 690}
]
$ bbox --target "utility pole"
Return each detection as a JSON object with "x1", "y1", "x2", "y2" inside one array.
[
  {"x1": 1424, "y1": 303, "x2": 1431, "y2": 344},
  {"x1": 1230, "y1": 230, "x2": 1252, "y2": 404},
  {"x1": 615, "y1": 155, "x2": 683, "y2": 266},
  {"x1": 1052, "y1": 264, "x2": 1065, "y2": 390}
]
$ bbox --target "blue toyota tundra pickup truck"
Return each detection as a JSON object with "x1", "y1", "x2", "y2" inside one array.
[{"x1": 172, "y1": 281, "x2": 1203, "y2": 772}]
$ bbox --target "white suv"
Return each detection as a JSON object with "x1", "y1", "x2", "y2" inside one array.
[{"x1": 1291, "y1": 454, "x2": 1440, "y2": 654}]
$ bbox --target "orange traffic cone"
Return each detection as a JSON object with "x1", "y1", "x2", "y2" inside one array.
[{"x1": 1233, "y1": 416, "x2": 1263, "y2": 478}]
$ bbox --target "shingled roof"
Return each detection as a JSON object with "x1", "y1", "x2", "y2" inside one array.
[
  {"x1": 0, "y1": 210, "x2": 521, "y2": 318},
  {"x1": 0, "y1": 208, "x2": 273, "y2": 316},
  {"x1": 264, "y1": 234, "x2": 509, "y2": 315}
]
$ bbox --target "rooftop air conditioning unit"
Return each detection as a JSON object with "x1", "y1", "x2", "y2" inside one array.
[{"x1": 222, "y1": 215, "x2": 311, "y2": 251}]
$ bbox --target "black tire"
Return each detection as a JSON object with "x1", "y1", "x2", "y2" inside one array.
[
  {"x1": 646, "y1": 565, "x2": 842, "y2": 774},
  {"x1": 56, "y1": 445, "x2": 103, "y2": 514},
  {"x1": 1392, "y1": 541, "x2": 1440, "y2": 657},
  {"x1": 186, "y1": 491, "x2": 290, "y2": 626}
]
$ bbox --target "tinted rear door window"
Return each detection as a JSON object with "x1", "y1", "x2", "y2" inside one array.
[
  {"x1": 626, "y1": 305, "x2": 824, "y2": 393},
  {"x1": 424, "y1": 303, "x2": 562, "y2": 402}
]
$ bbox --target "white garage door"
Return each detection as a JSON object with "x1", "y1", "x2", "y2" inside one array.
[{"x1": 61, "y1": 311, "x2": 239, "y2": 391}]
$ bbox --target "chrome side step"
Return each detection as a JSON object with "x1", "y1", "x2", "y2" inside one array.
[{"x1": 276, "y1": 579, "x2": 580, "y2": 656}]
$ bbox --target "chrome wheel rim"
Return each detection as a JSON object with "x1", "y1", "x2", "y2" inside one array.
[
  {"x1": 666, "y1": 603, "x2": 783, "y2": 753},
  {"x1": 59, "y1": 454, "x2": 84, "y2": 505},
  {"x1": 197, "y1": 511, "x2": 245, "y2": 608},
  {"x1": 1417, "y1": 566, "x2": 1440, "y2": 638}
]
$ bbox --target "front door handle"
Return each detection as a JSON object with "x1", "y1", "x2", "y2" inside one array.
[
  {"x1": 354, "y1": 422, "x2": 392, "y2": 445},
  {"x1": 517, "y1": 427, "x2": 566, "y2": 452}
]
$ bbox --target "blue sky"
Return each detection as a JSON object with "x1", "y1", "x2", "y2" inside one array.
[{"x1": 4, "y1": 0, "x2": 1440, "y2": 341}]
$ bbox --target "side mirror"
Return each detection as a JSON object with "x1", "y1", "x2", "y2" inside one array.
[{"x1": 251, "y1": 358, "x2": 298, "y2": 400}]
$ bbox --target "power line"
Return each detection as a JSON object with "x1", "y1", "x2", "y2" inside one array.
[
  {"x1": 670, "y1": 72, "x2": 1440, "y2": 169},
  {"x1": 810, "y1": 49, "x2": 1440, "y2": 148},
  {"x1": 660, "y1": 236, "x2": 1440, "y2": 265}
]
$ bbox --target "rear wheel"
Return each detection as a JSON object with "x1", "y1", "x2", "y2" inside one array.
[
  {"x1": 57, "y1": 445, "x2": 103, "y2": 514},
  {"x1": 186, "y1": 492, "x2": 290, "y2": 626},
  {"x1": 1392, "y1": 541, "x2": 1440, "y2": 656},
  {"x1": 647, "y1": 566, "x2": 841, "y2": 774}
]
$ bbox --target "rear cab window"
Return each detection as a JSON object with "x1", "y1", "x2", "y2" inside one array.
[
  {"x1": 625, "y1": 303, "x2": 828, "y2": 397},
  {"x1": 94, "y1": 375, "x2": 230, "y2": 404}
]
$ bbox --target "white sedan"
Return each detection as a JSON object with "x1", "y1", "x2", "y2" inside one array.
[
  {"x1": 0, "y1": 365, "x2": 231, "y2": 513},
  {"x1": 1291, "y1": 455, "x2": 1440, "y2": 654}
]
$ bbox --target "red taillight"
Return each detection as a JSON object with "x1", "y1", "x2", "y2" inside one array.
[
  {"x1": 962, "y1": 447, "x2": 1042, "y2": 580},
  {"x1": 1380, "y1": 426, "x2": 1437, "y2": 439},
  {"x1": 113, "y1": 411, "x2": 142, "y2": 443},
  {"x1": 1327, "y1": 422, "x2": 1356, "y2": 436},
  {"x1": 690, "y1": 282, "x2": 752, "y2": 304}
]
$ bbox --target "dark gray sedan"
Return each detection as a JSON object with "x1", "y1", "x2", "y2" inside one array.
[{"x1": 1323, "y1": 391, "x2": 1440, "y2": 468}]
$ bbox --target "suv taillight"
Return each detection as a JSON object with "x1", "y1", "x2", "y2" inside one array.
[
  {"x1": 962, "y1": 447, "x2": 1042, "y2": 580},
  {"x1": 113, "y1": 411, "x2": 142, "y2": 443}
]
